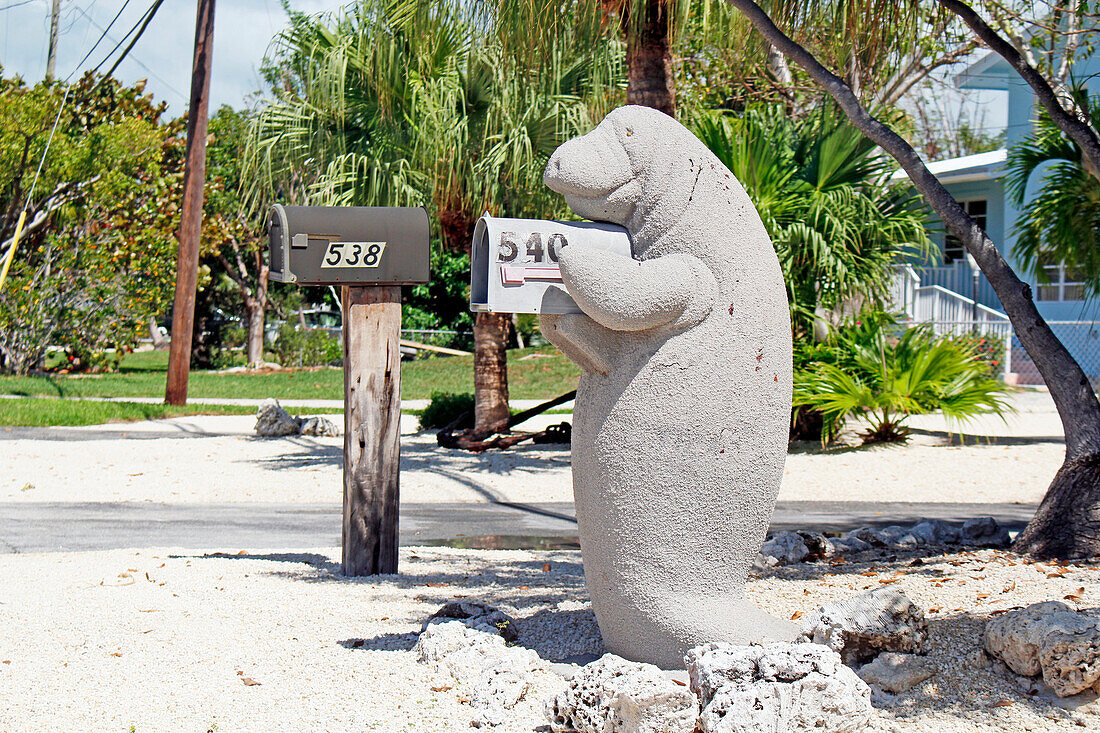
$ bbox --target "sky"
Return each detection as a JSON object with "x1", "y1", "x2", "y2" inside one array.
[
  {"x1": 2, "y1": 0, "x2": 1007, "y2": 138},
  {"x1": 1, "y1": 0, "x2": 341, "y2": 117}
]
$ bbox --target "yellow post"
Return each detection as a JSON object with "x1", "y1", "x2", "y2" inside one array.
[{"x1": 0, "y1": 210, "x2": 28, "y2": 294}]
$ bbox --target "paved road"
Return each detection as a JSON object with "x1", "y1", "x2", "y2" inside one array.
[{"x1": 0, "y1": 500, "x2": 1038, "y2": 554}]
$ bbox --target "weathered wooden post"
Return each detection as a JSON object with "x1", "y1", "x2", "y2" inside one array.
[
  {"x1": 266, "y1": 205, "x2": 429, "y2": 576},
  {"x1": 341, "y1": 285, "x2": 402, "y2": 575}
]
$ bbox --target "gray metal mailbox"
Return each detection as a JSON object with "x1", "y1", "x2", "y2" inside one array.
[
  {"x1": 267, "y1": 204, "x2": 430, "y2": 285},
  {"x1": 470, "y1": 214, "x2": 633, "y2": 314}
]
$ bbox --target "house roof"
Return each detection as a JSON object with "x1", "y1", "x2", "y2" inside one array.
[
  {"x1": 889, "y1": 148, "x2": 1006, "y2": 184},
  {"x1": 955, "y1": 50, "x2": 1014, "y2": 90}
]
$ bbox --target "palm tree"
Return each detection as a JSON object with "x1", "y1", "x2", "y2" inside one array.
[
  {"x1": 248, "y1": 0, "x2": 623, "y2": 434},
  {"x1": 613, "y1": 0, "x2": 976, "y2": 122},
  {"x1": 693, "y1": 105, "x2": 931, "y2": 337},
  {"x1": 1006, "y1": 92, "x2": 1100, "y2": 300},
  {"x1": 794, "y1": 318, "x2": 1009, "y2": 444},
  {"x1": 607, "y1": 0, "x2": 686, "y2": 115}
]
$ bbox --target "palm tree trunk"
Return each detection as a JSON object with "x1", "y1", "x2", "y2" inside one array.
[
  {"x1": 245, "y1": 253, "x2": 270, "y2": 368},
  {"x1": 621, "y1": 0, "x2": 676, "y2": 116},
  {"x1": 245, "y1": 297, "x2": 264, "y2": 367},
  {"x1": 474, "y1": 312, "x2": 510, "y2": 433},
  {"x1": 727, "y1": 0, "x2": 1100, "y2": 559},
  {"x1": 441, "y1": 209, "x2": 512, "y2": 435}
]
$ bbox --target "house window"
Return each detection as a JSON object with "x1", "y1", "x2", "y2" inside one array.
[
  {"x1": 1036, "y1": 259, "x2": 1086, "y2": 301},
  {"x1": 943, "y1": 199, "x2": 986, "y2": 264}
]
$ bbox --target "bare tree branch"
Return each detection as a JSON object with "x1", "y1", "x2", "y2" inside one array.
[
  {"x1": 878, "y1": 38, "x2": 980, "y2": 106},
  {"x1": 1054, "y1": 0, "x2": 1081, "y2": 90},
  {"x1": 0, "y1": 176, "x2": 101, "y2": 254},
  {"x1": 938, "y1": 0, "x2": 1100, "y2": 177},
  {"x1": 214, "y1": 249, "x2": 251, "y2": 295}
]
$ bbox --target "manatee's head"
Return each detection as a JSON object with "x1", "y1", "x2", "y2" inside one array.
[{"x1": 544, "y1": 106, "x2": 709, "y2": 249}]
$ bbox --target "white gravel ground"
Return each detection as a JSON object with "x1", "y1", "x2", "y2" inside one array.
[
  {"x1": 0, "y1": 389, "x2": 1093, "y2": 731},
  {"x1": 1, "y1": 545, "x2": 1097, "y2": 731},
  {"x1": 0, "y1": 391, "x2": 1066, "y2": 505}
]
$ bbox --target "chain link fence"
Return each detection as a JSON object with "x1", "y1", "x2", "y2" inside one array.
[
  {"x1": 923, "y1": 320, "x2": 1100, "y2": 387},
  {"x1": 1006, "y1": 321, "x2": 1100, "y2": 387}
]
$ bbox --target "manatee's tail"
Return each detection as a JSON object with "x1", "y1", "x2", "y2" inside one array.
[
  {"x1": 595, "y1": 591, "x2": 800, "y2": 670},
  {"x1": 706, "y1": 597, "x2": 802, "y2": 645}
]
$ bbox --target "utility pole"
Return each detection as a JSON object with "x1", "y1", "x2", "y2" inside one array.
[
  {"x1": 46, "y1": 0, "x2": 61, "y2": 81},
  {"x1": 165, "y1": 0, "x2": 215, "y2": 406}
]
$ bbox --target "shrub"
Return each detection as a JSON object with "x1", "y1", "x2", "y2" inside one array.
[
  {"x1": 794, "y1": 319, "x2": 1010, "y2": 445},
  {"x1": 220, "y1": 325, "x2": 248, "y2": 350},
  {"x1": 270, "y1": 325, "x2": 342, "y2": 368},
  {"x1": 419, "y1": 391, "x2": 474, "y2": 431},
  {"x1": 212, "y1": 349, "x2": 246, "y2": 370},
  {"x1": 946, "y1": 332, "x2": 1006, "y2": 379},
  {"x1": 790, "y1": 338, "x2": 848, "y2": 441},
  {"x1": 514, "y1": 314, "x2": 543, "y2": 347}
]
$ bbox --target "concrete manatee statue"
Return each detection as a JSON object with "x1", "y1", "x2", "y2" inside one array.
[{"x1": 541, "y1": 105, "x2": 797, "y2": 669}]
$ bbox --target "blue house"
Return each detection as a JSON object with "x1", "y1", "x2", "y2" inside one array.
[{"x1": 891, "y1": 50, "x2": 1100, "y2": 385}]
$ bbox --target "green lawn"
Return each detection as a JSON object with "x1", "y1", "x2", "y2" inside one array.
[
  {"x1": 0, "y1": 398, "x2": 268, "y2": 427},
  {"x1": 0, "y1": 346, "x2": 581, "y2": 402}
]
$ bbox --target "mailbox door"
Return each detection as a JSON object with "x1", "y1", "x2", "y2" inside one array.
[{"x1": 267, "y1": 204, "x2": 291, "y2": 282}]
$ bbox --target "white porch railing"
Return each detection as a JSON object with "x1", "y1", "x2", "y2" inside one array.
[
  {"x1": 889, "y1": 264, "x2": 919, "y2": 320},
  {"x1": 911, "y1": 285, "x2": 1010, "y2": 327},
  {"x1": 890, "y1": 266, "x2": 1013, "y2": 377}
]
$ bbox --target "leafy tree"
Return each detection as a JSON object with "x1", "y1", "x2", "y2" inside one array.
[
  {"x1": 694, "y1": 105, "x2": 930, "y2": 337},
  {"x1": 1006, "y1": 91, "x2": 1100, "y2": 299},
  {"x1": 909, "y1": 94, "x2": 1006, "y2": 161},
  {"x1": 402, "y1": 245, "x2": 474, "y2": 347},
  {"x1": 673, "y1": 0, "x2": 978, "y2": 116},
  {"x1": 0, "y1": 72, "x2": 182, "y2": 373},
  {"x1": 200, "y1": 106, "x2": 276, "y2": 367}
]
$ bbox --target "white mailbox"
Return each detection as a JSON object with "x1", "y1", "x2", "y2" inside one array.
[{"x1": 470, "y1": 214, "x2": 633, "y2": 314}]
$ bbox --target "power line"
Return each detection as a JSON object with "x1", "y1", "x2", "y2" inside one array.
[
  {"x1": 100, "y1": 0, "x2": 163, "y2": 80},
  {"x1": 25, "y1": 0, "x2": 140, "y2": 203},
  {"x1": 68, "y1": 1, "x2": 186, "y2": 101},
  {"x1": 0, "y1": 0, "x2": 169, "y2": 292},
  {"x1": 85, "y1": 1, "x2": 151, "y2": 75},
  {"x1": 0, "y1": 0, "x2": 36, "y2": 11},
  {"x1": 68, "y1": 0, "x2": 132, "y2": 81}
]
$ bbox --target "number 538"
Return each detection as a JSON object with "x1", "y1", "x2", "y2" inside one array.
[{"x1": 321, "y1": 241, "x2": 387, "y2": 268}]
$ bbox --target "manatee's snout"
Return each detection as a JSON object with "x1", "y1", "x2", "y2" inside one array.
[
  {"x1": 544, "y1": 125, "x2": 633, "y2": 198},
  {"x1": 545, "y1": 123, "x2": 638, "y2": 225}
]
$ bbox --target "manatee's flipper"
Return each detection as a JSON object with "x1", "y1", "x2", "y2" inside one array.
[
  {"x1": 541, "y1": 313, "x2": 615, "y2": 375},
  {"x1": 558, "y1": 247, "x2": 715, "y2": 332}
]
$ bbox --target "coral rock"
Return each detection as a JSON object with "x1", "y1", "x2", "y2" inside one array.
[
  {"x1": 856, "y1": 652, "x2": 935, "y2": 693},
  {"x1": 254, "y1": 399, "x2": 301, "y2": 436},
  {"x1": 984, "y1": 601, "x2": 1100, "y2": 697},
  {"x1": 424, "y1": 600, "x2": 519, "y2": 642},
  {"x1": 547, "y1": 654, "x2": 698, "y2": 733},
  {"x1": 799, "y1": 588, "x2": 928, "y2": 665},
  {"x1": 959, "y1": 517, "x2": 1011, "y2": 548},
  {"x1": 686, "y1": 642, "x2": 871, "y2": 733},
  {"x1": 760, "y1": 531, "x2": 809, "y2": 565}
]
